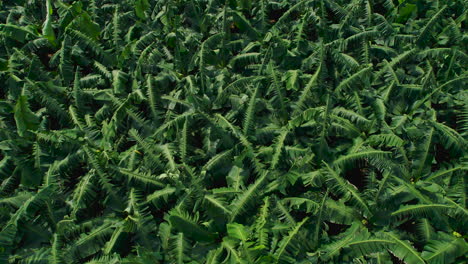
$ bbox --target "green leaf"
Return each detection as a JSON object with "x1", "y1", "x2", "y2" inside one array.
[
  {"x1": 397, "y1": 4, "x2": 416, "y2": 23},
  {"x1": 391, "y1": 204, "x2": 454, "y2": 217},
  {"x1": 422, "y1": 236, "x2": 468, "y2": 264},
  {"x1": 227, "y1": 223, "x2": 250, "y2": 241},
  {"x1": 42, "y1": 0, "x2": 56, "y2": 44},
  {"x1": 14, "y1": 95, "x2": 39, "y2": 137},
  {"x1": 386, "y1": 232, "x2": 425, "y2": 264},
  {"x1": 135, "y1": 0, "x2": 150, "y2": 20},
  {"x1": 274, "y1": 217, "x2": 308, "y2": 263},
  {"x1": 169, "y1": 211, "x2": 215, "y2": 243}
]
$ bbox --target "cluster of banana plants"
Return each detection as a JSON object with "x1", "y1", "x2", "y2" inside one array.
[{"x1": 0, "y1": 0, "x2": 467, "y2": 263}]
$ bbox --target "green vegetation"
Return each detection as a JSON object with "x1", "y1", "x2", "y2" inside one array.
[{"x1": 0, "y1": 0, "x2": 467, "y2": 263}]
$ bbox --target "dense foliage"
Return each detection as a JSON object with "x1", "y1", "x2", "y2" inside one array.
[{"x1": 0, "y1": 0, "x2": 467, "y2": 263}]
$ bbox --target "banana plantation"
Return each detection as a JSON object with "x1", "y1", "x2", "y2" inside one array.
[{"x1": 0, "y1": 0, "x2": 467, "y2": 263}]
